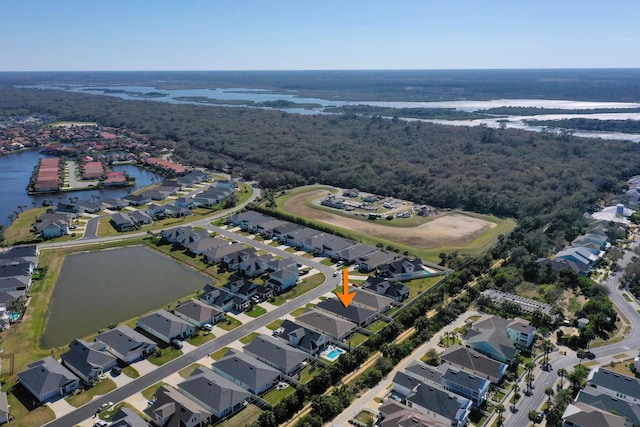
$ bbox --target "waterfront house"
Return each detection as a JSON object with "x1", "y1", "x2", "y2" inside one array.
[
  {"x1": 203, "y1": 243, "x2": 247, "y2": 264},
  {"x1": 199, "y1": 284, "x2": 237, "y2": 313},
  {"x1": 173, "y1": 299, "x2": 224, "y2": 327},
  {"x1": 34, "y1": 219, "x2": 69, "y2": 239},
  {"x1": 60, "y1": 339, "x2": 117, "y2": 384},
  {"x1": 137, "y1": 309, "x2": 196, "y2": 344},
  {"x1": 130, "y1": 210, "x2": 153, "y2": 226},
  {"x1": 186, "y1": 236, "x2": 229, "y2": 256},
  {"x1": 17, "y1": 356, "x2": 80, "y2": 403}
]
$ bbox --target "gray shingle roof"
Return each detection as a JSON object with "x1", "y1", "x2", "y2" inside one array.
[
  {"x1": 174, "y1": 299, "x2": 222, "y2": 324},
  {"x1": 243, "y1": 334, "x2": 308, "y2": 374},
  {"x1": 316, "y1": 298, "x2": 376, "y2": 324},
  {"x1": 17, "y1": 356, "x2": 79, "y2": 400},
  {"x1": 278, "y1": 319, "x2": 326, "y2": 354},
  {"x1": 296, "y1": 308, "x2": 357, "y2": 340},
  {"x1": 178, "y1": 366, "x2": 251, "y2": 415},
  {"x1": 137, "y1": 309, "x2": 194, "y2": 340},
  {"x1": 60, "y1": 339, "x2": 116, "y2": 380},
  {"x1": 589, "y1": 368, "x2": 640, "y2": 400},
  {"x1": 96, "y1": 325, "x2": 156, "y2": 360},
  {"x1": 406, "y1": 383, "x2": 471, "y2": 422},
  {"x1": 440, "y1": 345, "x2": 507, "y2": 383},
  {"x1": 212, "y1": 349, "x2": 280, "y2": 393},
  {"x1": 576, "y1": 386, "x2": 640, "y2": 426}
]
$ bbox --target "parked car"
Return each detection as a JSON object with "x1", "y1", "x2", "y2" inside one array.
[
  {"x1": 94, "y1": 421, "x2": 109, "y2": 427},
  {"x1": 111, "y1": 366, "x2": 122, "y2": 376},
  {"x1": 333, "y1": 271, "x2": 338, "y2": 277},
  {"x1": 99, "y1": 401, "x2": 113, "y2": 411},
  {"x1": 172, "y1": 339, "x2": 184, "y2": 349},
  {"x1": 202, "y1": 323, "x2": 213, "y2": 331}
]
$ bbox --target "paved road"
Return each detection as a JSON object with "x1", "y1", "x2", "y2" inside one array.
[{"x1": 504, "y1": 233, "x2": 640, "y2": 427}]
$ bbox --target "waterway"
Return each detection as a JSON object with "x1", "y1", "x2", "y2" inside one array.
[
  {"x1": 27, "y1": 84, "x2": 640, "y2": 142},
  {"x1": 0, "y1": 149, "x2": 162, "y2": 228},
  {"x1": 42, "y1": 246, "x2": 211, "y2": 348}
]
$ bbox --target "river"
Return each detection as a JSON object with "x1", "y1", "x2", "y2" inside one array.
[{"x1": 0, "y1": 149, "x2": 162, "y2": 228}]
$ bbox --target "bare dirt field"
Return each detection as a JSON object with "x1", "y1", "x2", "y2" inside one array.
[{"x1": 283, "y1": 190, "x2": 496, "y2": 249}]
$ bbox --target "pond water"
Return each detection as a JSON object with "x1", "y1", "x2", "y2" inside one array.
[{"x1": 41, "y1": 245, "x2": 211, "y2": 348}]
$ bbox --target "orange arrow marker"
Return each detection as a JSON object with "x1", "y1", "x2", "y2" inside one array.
[{"x1": 336, "y1": 268, "x2": 355, "y2": 308}]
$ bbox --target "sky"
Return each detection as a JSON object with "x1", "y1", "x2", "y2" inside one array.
[{"x1": 1, "y1": 0, "x2": 639, "y2": 71}]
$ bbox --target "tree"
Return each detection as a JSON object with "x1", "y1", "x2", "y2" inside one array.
[
  {"x1": 557, "y1": 368, "x2": 568, "y2": 389},
  {"x1": 311, "y1": 395, "x2": 344, "y2": 422},
  {"x1": 257, "y1": 410, "x2": 277, "y2": 427},
  {"x1": 528, "y1": 409, "x2": 541, "y2": 425},
  {"x1": 545, "y1": 387, "x2": 554, "y2": 407},
  {"x1": 495, "y1": 403, "x2": 505, "y2": 426}
]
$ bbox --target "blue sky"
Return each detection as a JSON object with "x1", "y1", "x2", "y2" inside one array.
[{"x1": 1, "y1": 0, "x2": 638, "y2": 71}]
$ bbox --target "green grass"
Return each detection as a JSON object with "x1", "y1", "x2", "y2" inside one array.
[
  {"x1": 266, "y1": 319, "x2": 284, "y2": 330},
  {"x1": 404, "y1": 276, "x2": 446, "y2": 301},
  {"x1": 5, "y1": 391, "x2": 55, "y2": 427},
  {"x1": 355, "y1": 410, "x2": 375, "y2": 425},
  {"x1": 623, "y1": 293, "x2": 633, "y2": 302},
  {"x1": 186, "y1": 331, "x2": 216, "y2": 346},
  {"x1": 367, "y1": 320, "x2": 388, "y2": 333},
  {"x1": 297, "y1": 363, "x2": 320, "y2": 384},
  {"x1": 223, "y1": 403, "x2": 262, "y2": 427},
  {"x1": 277, "y1": 273, "x2": 326, "y2": 301},
  {"x1": 320, "y1": 258, "x2": 336, "y2": 266},
  {"x1": 240, "y1": 332, "x2": 260, "y2": 344},
  {"x1": 66, "y1": 379, "x2": 117, "y2": 407},
  {"x1": 122, "y1": 365, "x2": 140, "y2": 378},
  {"x1": 179, "y1": 363, "x2": 205, "y2": 379},
  {"x1": 246, "y1": 305, "x2": 267, "y2": 318},
  {"x1": 263, "y1": 384, "x2": 296, "y2": 405},
  {"x1": 218, "y1": 315, "x2": 242, "y2": 331},
  {"x1": 148, "y1": 346, "x2": 183, "y2": 366},
  {"x1": 3, "y1": 207, "x2": 48, "y2": 244},
  {"x1": 347, "y1": 332, "x2": 369, "y2": 347},
  {"x1": 142, "y1": 382, "x2": 169, "y2": 400},
  {"x1": 211, "y1": 347, "x2": 231, "y2": 360},
  {"x1": 290, "y1": 307, "x2": 309, "y2": 317}
]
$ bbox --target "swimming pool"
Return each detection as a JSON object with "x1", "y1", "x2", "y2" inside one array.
[
  {"x1": 8, "y1": 312, "x2": 19, "y2": 322},
  {"x1": 322, "y1": 346, "x2": 346, "y2": 362}
]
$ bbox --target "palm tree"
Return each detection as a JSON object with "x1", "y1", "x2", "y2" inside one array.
[
  {"x1": 557, "y1": 368, "x2": 568, "y2": 389},
  {"x1": 513, "y1": 383, "x2": 521, "y2": 400},
  {"x1": 495, "y1": 403, "x2": 505, "y2": 426},
  {"x1": 577, "y1": 349, "x2": 587, "y2": 365},
  {"x1": 542, "y1": 339, "x2": 554, "y2": 368},
  {"x1": 545, "y1": 387, "x2": 554, "y2": 407}
]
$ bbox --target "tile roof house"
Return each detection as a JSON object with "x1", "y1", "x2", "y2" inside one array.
[
  {"x1": 145, "y1": 385, "x2": 211, "y2": 427},
  {"x1": 316, "y1": 298, "x2": 377, "y2": 327},
  {"x1": 212, "y1": 349, "x2": 281, "y2": 395},
  {"x1": 60, "y1": 339, "x2": 117, "y2": 384},
  {"x1": 296, "y1": 308, "x2": 357, "y2": 340},
  {"x1": 137, "y1": 310, "x2": 197, "y2": 344},
  {"x1": 96, "y1": 325, "x2": 157, "y2": 364},
  {"x1": 173, "y1": 299, "x2": 224, "y2": 327},
  {"x1": 17, "y1": 356, "x2": 80, "y2": 403},
  {"x1": 562, "y1": 402, "x2": 626, "y2": 427},
  {"x1": 440, "y1": 345, "x2": 508, "y2": 384},
  {"x1": 276, "y1": 319, "x2": 328, "y2": 355},
  {"x1": 243, "y1": 334, "x2": 309, "y2": 375},
  {"x1": 178, "y1": 366, "x2": 251, "y2": 420}
]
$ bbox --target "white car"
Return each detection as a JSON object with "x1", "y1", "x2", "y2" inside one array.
[
  {"x1": 202, "y1": 323, "x2": 213, "y2": 331},
  {"x1": 99, "y1": 402, "x2": 113, "y2": 411},
  {"x1": 94, "y1": 421, "x2": 109, "y2": 427}
]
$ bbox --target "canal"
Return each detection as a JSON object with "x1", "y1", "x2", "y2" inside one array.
[{"x1": 42, "y1": 246, "x2": 210, "y2": 348}]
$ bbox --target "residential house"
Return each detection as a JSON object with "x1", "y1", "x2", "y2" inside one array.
[
  {"x1": 140, "y1": 188, "x2": 172, "y2": 201},
  {"x1": 0, "y1": 246, "x2": 39, "y2": 266},
  {"x1": 334, "y1": 243, "x2": 376, "y2": 264},
  {"x1": 53, "y1": 203, "x2": 81, "y2": 218},
  {"x1": 131, "y1": 210, "x2": 153, "y2": 226},
  {"x1": 199, "y1": 285, "x2": 237, "y2": 313},
  {"x1": 271, "y1": 223, "x2": 303, "y2": 242},
  {"x1": 506, "y1": 318, "x2": 536, "y2": 348},
  {"x1": 174, "y1": 196, "x2": 197, "y2": 210},
  {"x1": 357, "y1": 250, "x2": 399, "y2": 273},
  {"x1": 243, "y1": 334, "x2": 309, "y2": 375},
  {"x1": 586, "y1": 367, "x2": 640, "y2": 404},
  {"x1": 378, "y1": 257, "x2": 427, "y2": 281},
  {"x1": 222, "y1": 247, "x2": 257, "y2": 271},
  {"x1": 17, "y1": 356, "x2": 80, "y2": 403},
  {"x1": 364, "y1": 276, "x2": 410, "y2": 302},
  {"x1": 34, "y1": 219, "x2": 69, "y2": 239},
  {"x1": 122, "y1": 194, "x2": 151, "y2": 206},
  {"x1": 212, "y1": 349, "x2": 280, "y2": 395},
  {"x1": 223, "y1": 277, "x2": 272, "y2": 302},
  {"x1": 378, "y1": 401, "x2": 449, "y2": 427},
  {"x1": 322, "y1": 237, "x2": 357, "y2": 259},
  {"x1": 316, "y1": 298, "x2": 377, "y2": 327},
  {"x1": 298, "y1": 233, "x2": 336, "y2": 254},
  {"x1": 440, "y1": 367, "x2": 490, "y2": 408},
  {"x1": 266, "y1": 258, "x2": 297, "y2": 273},
  {"x1": 146, "y1": 203, "x2": 166, "y2": 219},
  {"x1": 554, "y1": 246, "x2": 599, "y2": 274},
  {"x1": 226, "y1": 211, "x2": 271, "y2": 231},
  {"x1": 537, "y1": 257, "x2": 586, "y2": 275},
  {"x1": 575, "y1": 386, "x2": 640, "y2": 427},
  {"x1": 111, "y1": 212, "x2": 137, "y2": 232},
  {"x1": 96, "y1": 325, "x2": 157, "y2": 363},
  {"x1": 440, "y1": 345, "x2": 508, "y2": 384},
  {"x1": 100, "y1": 197, "x2": 129, "y2": 210},
  {"x1": 267, "y1": 266, "x2": 299, "y2": 293},
  {"x1": 193, "y1": 187, "x2": 233, "y2": 207},
  {"x1": 404, "y1": 383, "x2": 472, "y2": 427},
  {"x1": 572, "y1": 233, "x2": 610, "y2": 251},
  {"x1": 110, "y1": 407, "x2": 150, "y2": 427},
  {"x1": 296, "y1": 308, "x2": 357, "y2": 341},
  {"x1": 177, "y1": 170, "x2": 209, "y2": 186},
  {"x1": 351, "y1": 289, "x2": 394, "y2": 313},
  {"x1": 255, "y1": 219, "x2": 288, "y2": 239},
  {"x1": 76, "y1": 200, "x2": 102, "y2": 214},
  {"x1": 561, "y1": 402, "x2": 626, "y2": 427},
  {"x1": 239, "y1": 254, "x2": 273, "y2": 278},
  {"x1": 185, "y1": 236, "x2": 229, "y2": 256},
  {"x1": 465, "y1": 315, "x2": 521, "y2": 364},
  {"x1": 137, "y1": 310, "x2": 196, "y2": 344},
  {"x1": 276, "y1": 319, "x2": 328, "y2": 355},
  {"x1": 145, "y1": 385, "x2": 211, "y2": 427},
  {"x1": 60, "y1": 339, "x2": 117, "y2": 384},
  {"x1": 173, "y1": 299, "x2": 224, "y2": 328},
  {"x1": 216, "y1": 179, "x2": 236, "y2": 189},
  {"x1": 164, "y1": 204, "x2": 191, "y2": 218},
  {"x1": 178, "y1": 367, "x2": 251, "y2": 420},
  {"x1": 203, "y1": 243, "x2": 247, "y2": 264},
  {"x1": 162, "y1": 227, "x2": 209, "y2": 248}
]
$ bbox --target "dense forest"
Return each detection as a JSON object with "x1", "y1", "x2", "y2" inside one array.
[
  {"x1": 526, "y1": 118, "x2": 640, "y2": 134},
  {"x1": 2, "y1": 85, "x2": 640, "y2": 234}
]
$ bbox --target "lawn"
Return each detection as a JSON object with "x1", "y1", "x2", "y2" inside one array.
[
  {"x1": 3, "y1": 207, "x2": 48, "y2": 244},
  {"x1": 66, "y1": 379, "x2": 117, "y2": 407},
  {"x1": 297, "y1": 363, "x2": 321, "y2": 384},
  {"x1": 263, "y1": 384, "x2": 296, "y2": 405},
  {"x1": 6, "y1": 386, "x2": 56, "y2": 427},
  {"x1": 246, "y1": 305, "x2": 267, "y2": 318},
  {"x1": 347, "y1": 332, "x2": 369, "y2": 348},
  {"x1": 355, "y1": 410, "x2": 375, "y2": 426},
  {"x1": 142, "y1": 381, "x2": 169, "y2": 400},
  {"x1": 217, "y1": 315, "x2": 242, "y2": 331},
  {"x1": 122, "y1": 365, "x2": 140, "y2": 378},
  {"x1": 290, "y1": 303, "x2": 316, "y2": 317},
  {"x1": 278, "y1": 273, "x2": 326, "y2": 301},
  {"x1": 211, "y1": 347, "x2": 231, "y2": 360},
  {"x1": 223, "y1": 403, "x2": 262, "y2": 427},
  {"x1": 266, "y1": 319, "x2": 284, "y2": 330},
  {"x1": 148, "y1": 346, "x2": 184, "y2": 366},
  {"x1": 367, "y1": 320, "x2": 388, "y2": 333},
  {"x1": 240, "y1": 332, "x2": 260, "y2": 344},
  {"x1": 186, "y1": 331, "x2": 215, "y2": 346},
  {"x1": 179, "y1": 363, "x2": 205, "y2": 379}
]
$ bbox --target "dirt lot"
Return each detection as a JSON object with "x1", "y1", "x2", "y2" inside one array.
[{"x1": 283, "y1": 190, "x2": 496, "y2": 249}]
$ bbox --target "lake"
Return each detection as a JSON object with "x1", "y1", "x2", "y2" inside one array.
[
  {"x1": 41, "y1": 245, "x2": 211, "y2": 348},
  {"x1": 0, "y1": 149, "x2": 162, "y2": 227}
]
